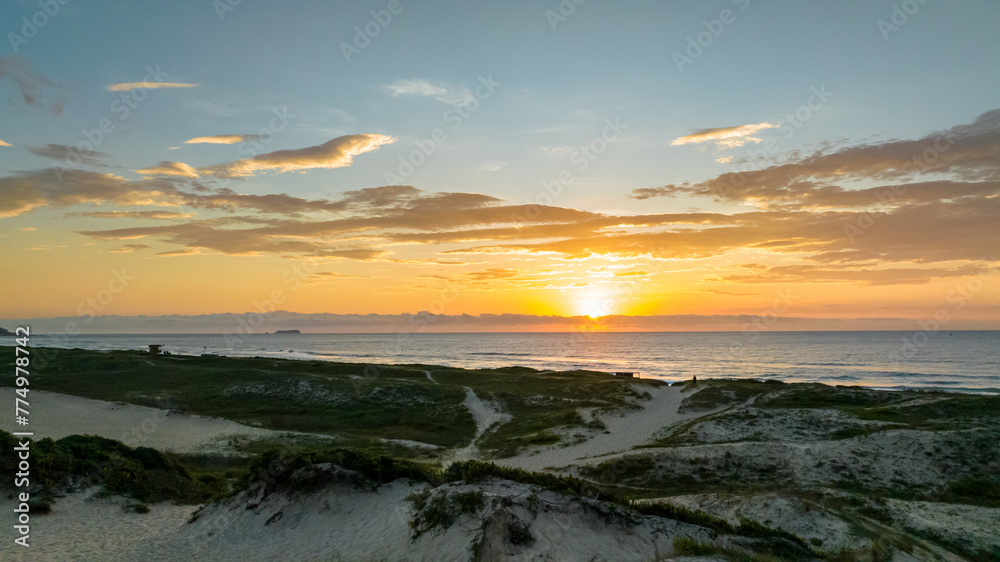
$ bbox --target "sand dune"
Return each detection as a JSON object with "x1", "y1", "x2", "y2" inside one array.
[
  {"x1": 0, "y1": 388, "x2": 293, "y2": 454},
  {"x1": 500, "y1": 383, "x2": 718, "y2": 472}
]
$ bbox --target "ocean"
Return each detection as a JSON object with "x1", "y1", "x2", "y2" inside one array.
[{"x1": 6, "y1": 330, "x2": 999, "y2": 393}]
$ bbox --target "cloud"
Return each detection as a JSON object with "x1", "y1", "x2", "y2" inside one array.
[
  {"x1": 27, "y1": 144, "x2": 110, "y2": 167},
  {"x1": 386, "y1": 78, "x2": 475, "y2": 106},
  {"x1": 135, "y1": 161, "x2": 199, "y2": 178},
  {"x1": 478, "y1": 161, "x2": 507, "y2": 172},
  {"x1": 110, "y1": 243, "x2": 150, "y2": 253},
  {"x1": 68, "y1": 210, "x2": 194, "y2": 219},
  {"x1": 105, "y1": 82, "x2": 198, "y2": 92},
  {"x1": 184, "y1": 135, "x2": 262, "y2": 145},
  {"x1": 464, "y1": 268, "x2": 520, "y2": 282},
  {"x1": 0, "y1": 56, "x2": 67, "y2": 114},
  {"x1": 156, "y1": 249, "x2": 199, "y2": 257},
  {"x1": 9, "y1": 310, "x2": 996, "y2": 335},
  {"x1": 640, "y1": 109, "x2": 1000, "y2": 206},
  {"x1": 203, "y1": 134, "x2": 395, "y2": 178},
  {"x1": 715, "y1": 263, "x2": 990, "y2": 286},
  {"x1": 0, "y1": 168, "x2": 181, "y2": 217},
  {"x1": 7, "y1": 111, "x2": 994, "y2": 288},
  {"x1": 0, "y1": 139, "x2": 10, "y2": 147},
  {"x1": 672, "y1": 122, "x2": 777, "y2": 148}
]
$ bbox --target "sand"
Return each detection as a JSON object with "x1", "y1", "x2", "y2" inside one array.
[
  {"x1": 0, "y1": 487, "x2": 196, "y2": 561},
  {"x1": 451, "y1": 387, "x2": 512, "y2": 462},
  {"x1": 0, "y1": 388, "x2": 293, "y2": 454},
  {"x1": 500, "y1": 383, "x2": 720, "y2": 472}
]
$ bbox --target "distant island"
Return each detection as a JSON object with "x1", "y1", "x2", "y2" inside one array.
[
  {"x1": 273, "y1": 329, "x2": 301, "y2": 334},
  {"x1": 0, "y1": 327, "x2": 13, "y2": 336}
]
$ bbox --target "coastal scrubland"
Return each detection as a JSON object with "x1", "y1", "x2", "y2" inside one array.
[{"x1": 2, "y1": 348, "x2": 999, "y2": 560}]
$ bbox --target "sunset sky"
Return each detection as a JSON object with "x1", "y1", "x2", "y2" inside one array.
[{"x1": 1, "y1": 1, "x2": 998, "y2": 331}]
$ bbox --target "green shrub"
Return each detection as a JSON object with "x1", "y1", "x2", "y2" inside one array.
[
  {"x1": 409, "y1": 489, "x2": 486, "y2": 538},
  {"x1": 673, "y1": 536, "x2": 716, "y2": 556},
  {"x1": 443, "y1": 460, "x2": 608, "y2": 500},
  {"x1": 944, "y1": 477, "x2": 1000, "y2": 507},
  {"x1": 0, "y1": 430, "x2": 230, "y2": 505},
  {"x1": 127, "y1": 502, "x2": 150, "y2": 514}
]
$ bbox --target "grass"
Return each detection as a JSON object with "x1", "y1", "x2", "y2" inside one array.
[
  {"x1": 3, "y1": 348, "x2": 659, "y2": 454},
  {"x1": 759, "y1": 383, "x2": 1000, "y2": 430},
  {"x1": 939, "y1": 476, "x2": 1000, "y2": 507},
  {"x1": 0, "y1": 430, "x2": 230, "y2": 505},
  {"x1": 673, "y1": 536, "x2": 716, "y2": 555},
  {"x1": 676, "y1": 379, "x2": 786, "y2": 412},
  {"x1": 408, "y1": 489, "x2": 486, "y2": 538}
]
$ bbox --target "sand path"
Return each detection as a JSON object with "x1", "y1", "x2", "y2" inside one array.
[
  {"x1": 499, "y1": 384, "x2": 716, "y2": 472},
  {"x1": 451, "y1": 387, "x2": 511, "y2": 461},
  {"x1": 0, "y1": 388, "x2": 292, "y2": 454}
]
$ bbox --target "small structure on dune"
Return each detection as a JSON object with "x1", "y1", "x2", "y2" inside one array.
[
  {"x1": 612, "y1": 371, "x2": 638, "y2": 378},
  {"x1": 148, "y1": 344, "x2": 163, "y2": 356}
]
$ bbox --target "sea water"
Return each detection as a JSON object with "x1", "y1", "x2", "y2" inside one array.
[{"x1": 7, "y1": 331, "x2": 999, "y2": 393}]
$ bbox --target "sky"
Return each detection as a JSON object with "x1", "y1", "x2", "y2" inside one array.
[{"x1": 1, "y1": 0, "x2": 998, "y2": 332}]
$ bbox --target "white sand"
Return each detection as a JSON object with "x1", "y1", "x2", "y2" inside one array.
[
  {"x1": 0, "y1": 488, "x2": 196, "y2": 561},
  {"x1": 451, "y1": 387, "x2": 512, "y2": 462},
  {"x1": 115, "y1": 476, "x2": 718, "y2": 561},
  {"x1": 500, "y1": 383, "x2": 719, "y2": 472},
  {"x1": 0, "y1": 388, "x2": 292, "y2": 454}
]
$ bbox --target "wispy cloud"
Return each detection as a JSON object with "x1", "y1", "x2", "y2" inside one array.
[
  {"x1": 110, "y1": 243, "x2": 151, "y2": 253},
  {"x1": 636, "y1": 109, "x2": 1000, "y2": 207},
  {"x1": 156, "y1": 249, "x2": 199, "y2": 257},
  {"x1": 478, "y1": 161, "x2": 507, "y2": 172},
  {"x1": 0, "y1": 169, "x2": 182, "y2": 218},
  {"x1": 69, "y1": 211, "x2": 194, "y2": 220},
  {"x1": 386, "y1": 78, "x2": 475, "y2": 106},
  {"x1": 184, "y1": 135, "x2": 262, "y2": 145},
  {"x1": 105, "y1": 82, "x2": 198, "y2": 92},
  {"x1": 0, "y1": 139, "x2": 10, "y2": 147},
  {"x1": 672, "y1": 122, "x2": 777, "y2": 148},
  {"x1": 135, "y1": 161, "x2": 199, "y2": 178},
  {"x1": 28, "y1": 144, "x2": 110, "y2": 166},
  {"x1": 0, "y1": 56, "x2": 67, "y2": 115},
  {"x1": 203, "y1": 134, "x2": 395, "y2": 178}
]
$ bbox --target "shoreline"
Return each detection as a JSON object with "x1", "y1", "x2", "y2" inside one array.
[{"x1": 4, "y1": 342, "x2": 999, "y2": 395}]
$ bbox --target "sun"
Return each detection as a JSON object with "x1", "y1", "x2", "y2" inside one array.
[{"x1": 571, "y1": 286, "x2": 619, "y2": 318}]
